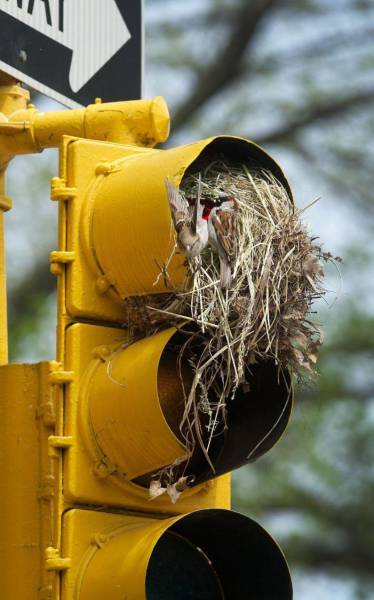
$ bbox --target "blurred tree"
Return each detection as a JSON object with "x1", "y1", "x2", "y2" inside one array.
[
  {"x1": 234, "y1": 304, "x2": 374, "y2": 597},
  {"x1": 5, "y1": 0, "x2": 374, "y2": 596}
]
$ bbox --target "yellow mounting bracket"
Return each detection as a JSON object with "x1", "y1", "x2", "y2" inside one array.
[
  {"x1": 0, "y1": 94, "x2": 170, "y2": 168},
  {"x1": 0, "y1": 77, "x2": 170, "y2": 364}
]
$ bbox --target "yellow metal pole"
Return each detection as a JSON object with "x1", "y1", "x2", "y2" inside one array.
[
  {"x1": 0, "y1": 174, "x2": 10, "y2": 364},
  {"x1": 0, "y1": 75, "x2": 29, "y2": 364}
]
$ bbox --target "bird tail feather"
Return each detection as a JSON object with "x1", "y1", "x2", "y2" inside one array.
[
  {"x1": 165, "y1": 178, "x2": 190, "y2": 230},
  {"x1": 220, "y1": 260, "x2": 232, "y2": 289}
]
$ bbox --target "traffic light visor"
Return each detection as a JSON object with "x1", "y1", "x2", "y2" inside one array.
[
  {"x1": 84, "y1": 327, "x2": 292, "y2": 490},
  {"x1": 70, "y1": 508, "x2": 292, "y2": 599}
]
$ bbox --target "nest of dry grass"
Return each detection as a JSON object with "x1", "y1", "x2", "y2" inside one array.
[{"x1": 123, "y1": 161, "x2": 338, "y2": 500}]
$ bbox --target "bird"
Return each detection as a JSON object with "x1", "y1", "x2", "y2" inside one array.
[
  {"x1": 207, "y1": 194, "x2": 237, "y2": 289},
  {"x1": 166, "y1": 178, "x2": 237, "y2": 288},
  {"x1": 165, "y1": 177, "x2": 209, "y2": 258}
]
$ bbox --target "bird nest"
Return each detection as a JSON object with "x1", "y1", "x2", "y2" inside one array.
[{"x1": 123, "y1": 160, "x2": 337, "y2": 501}]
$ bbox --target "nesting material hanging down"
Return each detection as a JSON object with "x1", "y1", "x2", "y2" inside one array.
[{"x1": 123, "y1": 160, "x2": 337, "y2": 501}]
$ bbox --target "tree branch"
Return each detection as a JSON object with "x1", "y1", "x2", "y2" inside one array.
[
  {"x1": 286, "y1": 539, "x2": 374, "y2": 580},
  {"x1": 255, "y1": 87, "x2": 374, "y2": 146},
  {"x1": 244, "y1": 488, "x2": 374, "y2": 578},
  {"x1": 249, "y1": 24, "x2": 374, "y2": 75},
  {"x1": 171, "y1": 0, "x2": 280, "y2": 132}
]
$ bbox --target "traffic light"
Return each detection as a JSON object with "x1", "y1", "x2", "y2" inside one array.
[{"x1": 0, "y1": 96, "x2": 294, "y2": 598}]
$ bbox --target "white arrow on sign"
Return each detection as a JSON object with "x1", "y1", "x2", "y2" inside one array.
[{"x1": 0, "y1": 0, "x2": 131, "y2": 92}]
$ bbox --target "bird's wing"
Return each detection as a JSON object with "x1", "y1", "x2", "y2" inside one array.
[
  {"x1": 191, "y1": 173, "x2": 204, "y2": 234},
  {"x1": 165, "y1": 178, "x2": 190, "y2": 231},
  {"x1": 211, "y1": 209, "x2": 236, "y2": 262}
]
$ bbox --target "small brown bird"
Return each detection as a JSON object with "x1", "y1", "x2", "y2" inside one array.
[
  {"x1": 207, "y1": 195, "x2": 237, "y2": 289},
  {"x1": 165, "y1": 177, "x2": 209, "y2": 258}
]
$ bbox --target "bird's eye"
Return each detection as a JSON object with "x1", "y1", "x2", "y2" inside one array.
[{"x1": 186, "y1": 245, "x2": 191, "y2": 251}]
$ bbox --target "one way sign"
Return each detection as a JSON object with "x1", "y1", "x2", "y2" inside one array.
[{"x1": 0, "y1": 0, "x2": 142, "y2": 107}]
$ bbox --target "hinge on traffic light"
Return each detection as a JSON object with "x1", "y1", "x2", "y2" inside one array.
[
  {"x1": 50, "y1": 177, "x2": 77, "y2": 201},
  {"x1": 49, "y1": 250, "x2": 76, "y2": 276},
  {"x1": 48, "y1": 435, "x2": 73, "y2": 458},
  {"x1": 45, "y1": 547, "x2": 71, "y2": 571},
  {"x1": 48, "y1": 367, "x2": 75, "y2": 385}
]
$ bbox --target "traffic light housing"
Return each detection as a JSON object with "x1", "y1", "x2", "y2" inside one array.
[
  {"x1": 0, "y1": 96, "x2": 294, "y2": 598},
  {"x1": 50, "y1": 133, "x2": 293, "y2": 505}
]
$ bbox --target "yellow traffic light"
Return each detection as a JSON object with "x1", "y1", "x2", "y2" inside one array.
[
  {"x1": 61, "y1": 320, "x2": 290, "y2": 512},
  {"x1": 51, "y1": 128, "x2": 293, "y2": 597},
  {"x1": 62, "y1": 509, "x2": 292, "y2": 599},
  {"x1": 0, "y1": 93, "x2": 295, "y2": 598},
  {"x1": 52, "y1": 134, "x2": 291, "y2": 322}
]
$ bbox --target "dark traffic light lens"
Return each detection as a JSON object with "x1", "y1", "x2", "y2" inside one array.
[
  {"x1": 146, "y1": 510, "x2": 292, "y2": 599},
  {"x1": 147, "y1": 531, "x2": 224, "y2": 599},
  {"x1": 169, "y1": 510, "x2": 293, "y2": 599}
]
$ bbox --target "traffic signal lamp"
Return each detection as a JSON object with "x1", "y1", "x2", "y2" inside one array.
[
  {"x1": 54, "y1": 134, "x2": 291, "y2": 322},
  {"x1": 63, "y1": 509, "x2": 292, "y2": 599},
  {"x1": 0, "y1": 95, "x2": 294, "y2": 598}
]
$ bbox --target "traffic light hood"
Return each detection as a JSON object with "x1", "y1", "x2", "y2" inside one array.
[
  {"x1": 66, "y1": 134, "x2": 292, "y2": 321},
  {"x1": 82, "y1": 325, "x2": 292, "y2": 492},
  {"x1": 91, "y1": 134, "x2": 292, "y2": 304}
]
